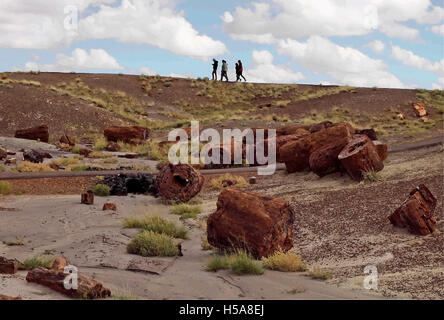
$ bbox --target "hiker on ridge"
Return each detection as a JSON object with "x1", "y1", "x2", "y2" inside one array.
[
  {"x1": 221, "y1": 60, "x2": 228, "y2": 82},
  {"x1": 235, "y1": 62, "x2": 240, "y2": 82},
  {"x1": 212, "y1": 59, "x2": 218, "y2": 81},
  {"x1": 238, "y1": 60, "x2": 246, "y2": 82}
]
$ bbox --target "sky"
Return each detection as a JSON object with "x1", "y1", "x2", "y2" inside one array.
[{"x1": 0, "y1": 0, "x2": 443, "y2": 89}]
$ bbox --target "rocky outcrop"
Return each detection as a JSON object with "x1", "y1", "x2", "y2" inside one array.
[
  {"x1": 207, "y1": 188, "x2": 295, "y2": 258},
  {"x1": 15, "y1": 124, "x2": 49, "y2": 143},
  {"x1": 104, "y1": 126, "x2": 151, "y2": 144},
  {"x1": 388, "y1": 185, "x2": 437, "y2": 235},
  {"x1": 155, "y1": 163, "x2": 204, "y2": 202}
]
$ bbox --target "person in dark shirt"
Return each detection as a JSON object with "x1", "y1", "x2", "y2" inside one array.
[
  {"x1": 212, "y1": 59, "x2": 218, "y2": 80},
  {"x1": 238, "y1": 60, "x2": 246, "y2": 82}
]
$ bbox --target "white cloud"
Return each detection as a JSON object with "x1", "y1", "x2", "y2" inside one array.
[
  {"x1": 432, "y1": 77, "x2": 444, "y2": 89},
  {"x1": 244, "y1": 50, "x2": 305, "y2": 83},
  {"x1": 223, "y1": 0, "x2": 444, "y2": 42},
  {"x1": 365, "y1": 40, "x2": 385, "y2": 53},
  {"x1": 277, "y1": 36, "x2": 405, "y2": 88},
  {"x1": 0, "y1": 0, "x2": 227, "y2": 61},
  {"x1": 431, "y1": 24, "x2": 444, "y2": 36},
  {"x1": 13, "y1": 48, "x2": 123, "y2": 72},
  {"x1": 391, "y1": 45, "x2": 444, "y2": 75}
]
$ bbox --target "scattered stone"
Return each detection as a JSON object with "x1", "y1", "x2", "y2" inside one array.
[
  {"x1": 357, "y1": 128, "x2": 378, "y2": 141},
  {"x1": 103, "y1": 203, "x2": 117, "y2": 211},
  {"x1": 249, "y1": 176, "x2": 257, "y2": 185},
  {"x1": 388, "y1": 184, "x2": 437, "y2": 235},
  {"x1": 59, "y1": 134, "x2": 75, "y2": 146},
  {"x1": 155, "y1": 163, "x2": 204, "y2": 203},
  {"x1": 15, "y1": 124, "x2": 49, "y2": 143},
  {"x1": 309, "y1": 140, "x2": 349, "y2": 177},
  {"x1": 106, "y1": 142, "x2": 120, "y2": 152},
  {"x1": 338, "y1": 134, "x2": 384, "y2": 181},
  {"x1": 0, "y1": 294, "x2": 22, "y2": 300},
  {"x1": 81, "y1": 190, "x2": 94, "y2": 205},
  {"x1": 26, "y1": 267, "x2": 111, "y2": 299},
  {"x1": 373, "y1": 141, "x2": 388, "y2": 161},
  {"x1": 104, "y1": 126, "x2": 151, "y2": 144},
  {"x1": 102, "y1": 173, "x2": 157, "y2": 196},
  {"x1": 23, "y1": 149, "x2": 52, "y2": 163},
  {"x1": 51, "y1": 257, "x2": 68, "y2": 272},
  {"x1": 280, "y1": 122, "x2": 354, "y2": 173},
  {"x1": 413, "y1": 102, "x2": 427, "y2": 117},
  {"x1": 0, "y1": 257, "x2": 18, "y2": 274},
  {"x1": 207, "y1": 188, "x2": 295, "y2": 258}
]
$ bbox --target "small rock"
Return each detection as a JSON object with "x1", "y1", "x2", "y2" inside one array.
[
  {"x1": 5, "y1": 158, "x2": 17, "y2": 165},
  {"x1": 413, "y1": 102, "x2": 427, "y2": 117},
  {"x1": 81, "y1": 190, "x2": 94, "y2": 205},
  {"x1": 106, "y1": 142, "x2": 120, "y2": 152},
  {"x1": 103, "y1": 203, "x2": 117, "y2": 211},
  {"x1": 397, "y1": 113, "x2": 405, "y2": 120},
  {"x1": 51, "y1": 257, "x2": 68, "y2": 272},
  {"x1": 249, "y1": 176, "x2": 257, "y2": 184}
]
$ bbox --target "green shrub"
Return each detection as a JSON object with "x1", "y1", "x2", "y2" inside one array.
[
  {"x1": 23, "y1": 256, "x2": 55, "y2": 270},
  {"x1": 206, "y1": 255, "x2": 230, "y2": 272},
  {"x1": 70, "y1": 165, "x2": 89, "y2": 171},
  {"x1": 0, "y1": 181, "x2": 12, "y2": 195},
  {"x1": 206, "y1": 251, "x2": 264, "y2": 275},
  {"x1": 92, "y1": 184, "x2": 111, "y2": 196},
  {"x1": 127, "y1": 231, "x2": 178, "y2": 257},
  {"x1": 123, "y1": 215, "x2": 187, "y2": 239},
  {"x1": 362, "y1": 170, "x2": 382, "y2": 183},
  {"x1": 170, "y1": 204, "x2": 201, "y2": 219}
]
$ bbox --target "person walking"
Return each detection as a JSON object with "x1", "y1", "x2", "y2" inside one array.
[
  {"x1": 235, "y1": 62, "x2": 240, "y2": 82},
  {"x1": 212, "y1": 59, "x2": 218, "y2": 81},
  {"x1": 221, "y1": 60, "x2": 228, "y2": 82},
  {"x1": 238, "y1": 60, "x2": 246, "y2": 82}
]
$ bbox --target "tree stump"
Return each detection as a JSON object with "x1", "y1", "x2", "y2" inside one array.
[
  {"x1": 26, "y1": 267, "x2": 111, "y2": 299},
  {"x1": 373, "y1": 141, "x2": 388, "y2": 161},
  {"x1": 338, "y1": 135, "x2": 384, "y2": 181},
  {"x1": 0, "y1": 257, "x2": 18, "y2": 274},
  {"x1": 388, "y1": 185, "x2": 437, "y2": 235},
  {"x1": 280, "y1": 122, "x2": 354, "y2": 173},
  {"x1": 207, "y1": 188, "x2": 295, "y2": 258},
  {"x1": 15, "y1": 124, "x2": 49, "y2": 143},
  {"x1": 309, "y1": 140, "x2": 349, "y2": 177},
  {"x1": 104, "y1": 126, "x2": 151, "y2": 144},
  {"x1": 81, "y1": 191, "x2": 94, "y2": 205},
  {"x1": 155, "y1": 163, "x2": 204, "y2": 202}
]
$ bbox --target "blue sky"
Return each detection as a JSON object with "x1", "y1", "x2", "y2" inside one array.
[{"x1": 0, "y1": 0, "x2": 443, "y2": 89}]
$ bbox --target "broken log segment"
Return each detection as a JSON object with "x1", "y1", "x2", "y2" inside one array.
[
  {"x1": 338, "y1": 134, "x2": 384, "y2": 181},
  {"x1": 104, "y1": 126, "x2": 151, "y2": 144},
  {"x1": 155, "y1": 163, "x2": 204, "y2": 203},
  {"x1": 0, "y1": 257, "x2": 18, "y2": 274},
  {"x1": 309, "y1": 140, "x2": 349, "y2": 177},
  {"x1": 81, "y1": 190, "x2": 94, "y2": 205},
  {"x1": 26, "y1": 267, "x2": 111, "y2": 299},
  {"x1": 388, "y1": 184, "x2": 437, "y2": 235},
  {"x1": 207, "y1": 188, "x2": 295, "y2": 258},
  {"x1": 373, "y1": 141, "x2": 388, "y2": 161},
  {"x1": 15, "y1": 124, "x2": 49, "y2": 143}
]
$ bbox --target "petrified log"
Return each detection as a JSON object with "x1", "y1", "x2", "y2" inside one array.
[
  {"x1": 15, "y1": 124, "x2": 49, "y2": 143},
  {"x1": 388, "y1": 185, "x2": 437, "y2": 235},
  {"x1": 413, "y1": 102, "x2": 427, "y2": 117},
  {"x1": 338, "y1": 134, "x2": 384, "y2": 181},
  {"x1": 280, "y1": 122, "x2": 354, "y2": 173},
  {"x1": 373, "y1": 141, "x2": 388, "y2": 161},
  {"x1": 0, "y1": 294, "x2": 22, "y2": 300},
  {"x1": 106, "y1": 142, "x2": 120, "y2": 152},
  {"x1": 103, "y1": 203, "x2": 117, "y2": 211},
  {"x1": 26, "y1": 267, "x2": 111, "y2": 299},
  {"x1": 81, "y1": 190, "x2": 94, "y2": 205},
  {"x1": 304, "y1": 121, "x2": 334, "y2": 133},
  {"x1": 207, "y1": 188, "x2": 295, "y2": 258},
  {"x1": 0, "y1": 147, "x2": 7, "y2": 160},
  {"x1": 23, "y1": 149, "x2": 52, "y2": 163},
  {"x1": 60, "y1": 134, "x2": 75, "y2": 146},
  {"x1": 104, "y1": 126, "x2": 151, "y2": 144},
  {"x1": 357, "y1": 129, "x2": 378, "y2": 141},
  {"x1": 0, "y1": 257, "x2": 17, "y2": 274},
  {"x1": 204, "y1": 140, "x2": 245, "y2": 168},
  {"x1": 274, "y1": 130, "x2": 310, "y2": 163},
  {"x1": 309, "y1": 140, "x2": 349, "y2": 177},
  {"x1": 155, "y1": 163, "x2": 204, "y2": 202}
]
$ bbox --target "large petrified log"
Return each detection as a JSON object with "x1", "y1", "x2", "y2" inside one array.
[
  {"x1": 280, "y1": 122, "x2": 354, "y2": 173},
  {"x1": 373, "y1": 141, "x2": 388, "y2": 161},
  {"x1": 207, "y1": 188, "x2": 295, "y2": 258},
  {"x1": 26, "y1": 267, "x2": 111, "y2": 299},
  {"x1": 388, "y1": 185, "x2": 437, "y2": 235},
  {"x1": 338, "y1": 134, "x2": 384, "y2": 181},
  {"x1": 0, "y1": 294, "x2": 22, "y2": 300},
  {"x1": 267, "y1": 129, "x2": 310, "y2": 163},
  {"x1": 104, "y1": 126, "x2": 151, "y2": 144},
  {"x1": 276, "y1": 121, "x2": 332, "y2": 137},
  {"x1": 309, "y1": 140, "x2": 349, "y2": 177},
  {"x1": 15, "y1": 124, "x2": 49, "y2": 143},
  {"x1": 0, "y1": 257, "x2": 18, "y2": 274},
  {"x1": 155, "y1": 163, "x2": 204, "y2": 202},
  {"x1": 23, "y1": 149, "x2": 52, "y2": 163}
]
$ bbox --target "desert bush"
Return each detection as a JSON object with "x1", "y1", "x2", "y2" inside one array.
[
  {"x1": 88, "y1": 151, "x2": 107, "y2": 159},
  {"x1": 206, "y1": 255, "x2": 230, "y2": 272},
  {"x1": 362, "y1": 170, "x2": 382, "y2": 183},
  {"x1": 308, "y1": 266, "x2": 332, "y2": 280},
  {"x1": 206, "y1": 250, "x2": 264, "y2": 275},
  {"x1": 127, "y1": 231, "x2": 178, "y2": 257},
  {"x1": 71, "y1": 145, "x2": 81, "y2": 154},
  {"x1": 93, "y1": 136, "x2": 108, "y2": 151},
  {"x1": 262, "y1": 250, "x2": 307, "y2": 272},
  {"x1": 0, "y1": 181, "x2": 12, "y2": 195},
  {"x1": 210, "y1": 173, "x2": 249, "y2": 190},
  {"x1": 23, "y1": 255, "x2": 55, "y2": 270},
  {"x1": 123, "y1": 215, "x2": 187, "y2": 239},
  {"x1": 70, "y1": 165, "x2": 89, "y2": 171},
  {"x1": 170, "y1": 204, "x2": 201, "y2": 219},
  {"x1": 16, "y1": 161, "x2": 54, "y2": 173},
  {"x1": 92, "y1": 184, "x2": 111, "y2": 196},
  {"x1": 50, "y1": 157, "x2": 79, "y2": 167}
]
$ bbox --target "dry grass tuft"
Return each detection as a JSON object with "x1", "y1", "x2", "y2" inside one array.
[
  {"x1": 262, "y1": 250, "x2": 307, "y2": 272},
  {"x1": 210, "y1": 173, "x2": 249, "y2": 190}
]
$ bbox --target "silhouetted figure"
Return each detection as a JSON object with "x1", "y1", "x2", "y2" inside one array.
[
  {"x1": 221, "y1": 60, "x2": 228, "y2": 82},
  {"x1": 235, "y1": 62, "x2": 240, "y2": 82},
  {"x1": 212, "y1": 59, "x2": 218, "y2": 81},
  {"x1": 238, "y1": 60, "x2": 246, "y2": 82}
]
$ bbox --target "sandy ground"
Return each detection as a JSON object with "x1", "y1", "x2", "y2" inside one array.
[{"x1": 0, "y1": 145, "x2": 442, "y2": 300}]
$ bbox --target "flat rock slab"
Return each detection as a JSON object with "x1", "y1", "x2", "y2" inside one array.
[
  {"x1": 0, "y1": 137, "x2": 58, "y2": 152},
  {"x1": 126, "y1": 256, "x2": 175, "y2": 275}
]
